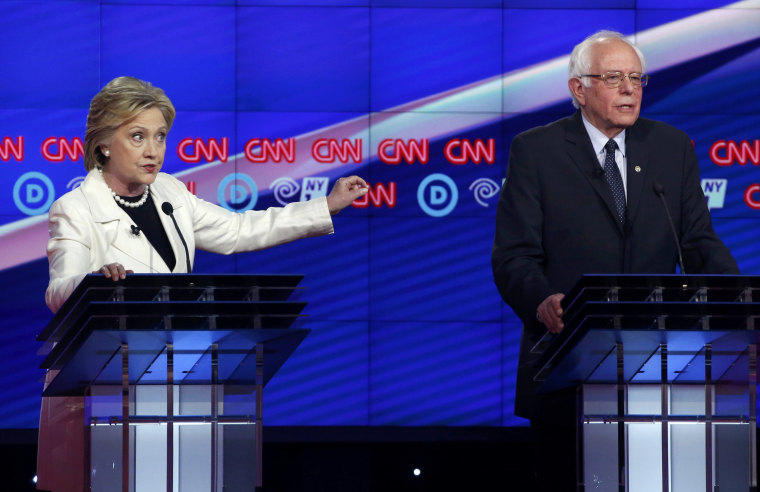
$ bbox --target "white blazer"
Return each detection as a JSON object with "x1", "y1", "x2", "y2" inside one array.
[{"x1": 46, "y1": 169, "x2": 334, "y2": 312}]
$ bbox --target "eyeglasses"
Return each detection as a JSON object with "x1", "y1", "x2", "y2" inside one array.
[{"x1": 582, "y1": 72, "x2": 649, "y2": 88}]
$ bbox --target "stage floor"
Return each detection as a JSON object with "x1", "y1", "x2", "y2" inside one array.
[{"x1": 1, "y1": 426, "x2": 534, "y2": 491}]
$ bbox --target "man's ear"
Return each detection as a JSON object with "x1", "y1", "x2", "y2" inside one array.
[{"x1": 568, "y1": 78, "x2": 585, "y2": 107}]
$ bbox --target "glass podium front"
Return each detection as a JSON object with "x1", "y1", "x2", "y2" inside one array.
[
  {"x1": 38, "y1": 274, "x2": 309, "y2": 492},
  {"x1": 535, "y1": 275, "x2": 759, "y2": 492}
]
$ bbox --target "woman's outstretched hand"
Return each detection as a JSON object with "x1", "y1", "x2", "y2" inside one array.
[{"x1": 326, "y1": 176, "x2": 369, "y2": 215}]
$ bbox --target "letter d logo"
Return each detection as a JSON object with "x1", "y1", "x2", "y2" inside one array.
[
  {"x1": 13, "y1": 171, "x2": 55, "y2": 215},
  {"x1": 417, "y1": 173, "x2": 458, "y2": 217}
]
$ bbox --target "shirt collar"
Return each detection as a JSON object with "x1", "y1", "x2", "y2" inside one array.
[{"x1": 581, "y1": 114, "x2": 626, "y2": 158}]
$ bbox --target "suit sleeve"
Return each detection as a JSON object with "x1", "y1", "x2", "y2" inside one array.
[
  {"x1": 492, "y1": 134, "x2": 554, "y2": 326},
  {"x1": 45, "y1": 198, "x2": 91, "y2": 313},
  {"x1": 161, "y1": 176, "x2": 335, "y2": 255},
  {"x1": 192, "y1": 197, "x2": 334, "y2": 254},
  {"x1": 677, "y1": 135, "x2": 739, "y2": 274}
]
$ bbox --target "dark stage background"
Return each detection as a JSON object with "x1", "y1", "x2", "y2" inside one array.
[{"x1": 1, "y1": 0, "x2": 759, "y2": 488}]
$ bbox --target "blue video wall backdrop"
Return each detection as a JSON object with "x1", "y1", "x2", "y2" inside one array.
[{"x1": 1, "y1": 0, "x2": 759, "y2": 429}]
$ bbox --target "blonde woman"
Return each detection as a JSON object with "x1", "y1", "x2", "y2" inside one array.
[{"x1": 38, "y1": 76, "x2": 367, "y2": 491}]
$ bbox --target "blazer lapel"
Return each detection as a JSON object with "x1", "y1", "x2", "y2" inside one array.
[
  {"x1": 565, "y1": 112, "x2": 624, "y2": 233},
  {"x1": 149, "y1": 179, "x2": 187, "y2": 273},
  {"x1": 624, "y1": 122, "x2": 649, "y2": 226},
  {"x1": 82, "y1": 170, "x2": 172, "y2": 273}
]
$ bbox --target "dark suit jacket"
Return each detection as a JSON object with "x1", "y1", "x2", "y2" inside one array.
[{"x1": 492, "y1": 111, "x2": 738, "y2": 419}]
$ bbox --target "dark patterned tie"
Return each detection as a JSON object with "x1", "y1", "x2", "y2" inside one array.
[{"x1": 604, "y1": 139, "x2": 626, "y2": 225}]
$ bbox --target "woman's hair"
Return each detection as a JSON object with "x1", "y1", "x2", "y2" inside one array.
[
  {"x1": 567, "y1": 30, "x2": 647, "y2": 109},
  {"x1": 83, "y1": 76, "x2": 176, "y2": 171}
]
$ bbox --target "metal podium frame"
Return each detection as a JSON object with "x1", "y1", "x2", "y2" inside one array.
[
  {"x1": 534, "y1": 274, "x2": 759, "y2": 492},
  {"x1": 38, "y1": 274, "x2": 310, "y2": 492}
]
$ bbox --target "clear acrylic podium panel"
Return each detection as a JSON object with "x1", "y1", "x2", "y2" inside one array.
[
  {"x1": 75, "y1": 333, "x2": 291, "y2": 492},
  {"x1": 534, "y1": 275, "x2": 760, "y2": 492},
  {"x1": 37, "y1": 274, "x2": 310, "y2": 492},
  {"x1": 583, "y1": 384, "x2": 752, "y2": 492},
  {"x1": 554, "y1": 334, "x2": 757, "y2": 492},
  {"x1": 89, "y1": 384, "x2": 258, "y2": 492}
]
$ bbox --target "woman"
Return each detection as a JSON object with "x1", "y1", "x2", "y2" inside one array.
[{"x1": 38, "y1": 76, "x2": 367, "y2": 491}]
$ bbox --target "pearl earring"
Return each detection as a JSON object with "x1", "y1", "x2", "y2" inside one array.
[{"x1": 104, "y1": 149, "x2": 110, "y2": 157}]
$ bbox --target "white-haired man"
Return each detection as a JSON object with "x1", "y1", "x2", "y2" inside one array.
[{"x1": 492, "y1": 30, "x2": 738, "y2": 490}]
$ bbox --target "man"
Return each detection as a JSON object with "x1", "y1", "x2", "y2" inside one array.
[{"x1": 491, "y1": 30, "x2": 738, "y2": 490}]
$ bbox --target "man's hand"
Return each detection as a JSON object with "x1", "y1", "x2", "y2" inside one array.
[{"x1": 537, "y1": 293, "x2": 565, "y2": 333}]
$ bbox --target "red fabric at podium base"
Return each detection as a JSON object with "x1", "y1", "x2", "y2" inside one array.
[{"x1": 36, "y1": 371, "x2": 85, "y2": 492}]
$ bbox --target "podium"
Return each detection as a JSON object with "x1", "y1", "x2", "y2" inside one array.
[
  {"x1": 38, "y1": 274, "x2": 310, "y2": 491},
  {"x1": 535, "y1": 274, "x2": 759, "y2": 492}
]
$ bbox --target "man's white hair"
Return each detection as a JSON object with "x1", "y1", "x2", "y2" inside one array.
[{"x1": 568, "y1": 30, "x2": 647, "y2": 109}]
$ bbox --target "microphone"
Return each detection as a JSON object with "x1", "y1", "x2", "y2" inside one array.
[
  {"x1": 653, "y1": 182, "x2": 686, "y2": 274},
  {"x1": 593, "y1": 166, "x2": 605, "y2": 178},
  {"x1": 130, "y1": 225, "x2": 141, "y2": 236},
  {"x1": 161, "y1": 202, "x2": 192, "y2": 274}
]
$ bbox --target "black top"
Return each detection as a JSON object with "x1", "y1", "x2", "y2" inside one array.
[{"x1": 117, "y1": 193, "x2": 176, "y2": 271}]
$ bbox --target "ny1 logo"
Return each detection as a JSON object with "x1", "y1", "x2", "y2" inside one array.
[
  {"x1": 701, "y1": 178, "x2": 760, "y2": 211},
  {"x1": 270, "y1": 177, "x2": 308, "y2": 204},
  {"x1": 270, "y1": 177, "x2": 396, "y2": 208},
  {"x1": 701, "y1": 179, "x2": 726, "y2": 210}
]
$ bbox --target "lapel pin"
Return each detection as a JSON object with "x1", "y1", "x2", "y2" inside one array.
[{"x1": 634, "y1": 166, "x2": 641, "y2": 173}]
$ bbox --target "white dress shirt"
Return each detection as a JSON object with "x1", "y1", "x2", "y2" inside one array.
[{"x1": 582, "y1": 114, "x2": 628, "y2": 199}]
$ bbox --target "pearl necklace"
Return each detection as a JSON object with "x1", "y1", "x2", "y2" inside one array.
[{"x1": 98, "y1": 168, "x2": 150, "y2": 208}]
